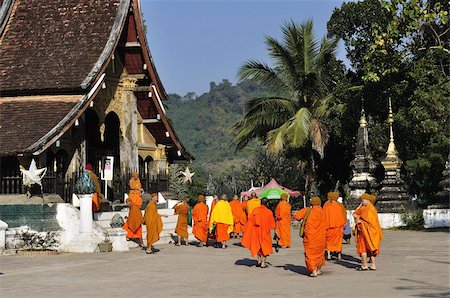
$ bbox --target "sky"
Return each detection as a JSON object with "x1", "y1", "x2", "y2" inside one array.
[{"x1": 141, "y1": 0, "x2": 347, "y2": 96}]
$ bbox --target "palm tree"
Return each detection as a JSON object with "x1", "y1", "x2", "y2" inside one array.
[{"x1": 233, "y1": 20, "x2": 343, "y2": 195}]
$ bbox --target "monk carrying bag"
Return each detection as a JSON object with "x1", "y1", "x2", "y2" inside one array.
[{"x1": 299, "y1": 207, "x2": 312, "y2": 238}]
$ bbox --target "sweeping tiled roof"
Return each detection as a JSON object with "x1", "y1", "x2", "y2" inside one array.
[
  {"x1": 0, "y1": 95, "x2": 83, "y2": 154},
  {"x1": 0, "y1": 0, "x2": 121, "y2": 94}
]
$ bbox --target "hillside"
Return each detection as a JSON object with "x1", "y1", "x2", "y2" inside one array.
[{"x1": 166, "y1": 79, "x2": 265, "y2": 173}]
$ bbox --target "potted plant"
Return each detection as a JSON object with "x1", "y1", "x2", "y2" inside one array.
[
  {"x1": 74, "y1": 170, "x2": 96, "y2": 198},
  {"x1": 98, "y1": 231, "x2": 112, "y2": 252}
]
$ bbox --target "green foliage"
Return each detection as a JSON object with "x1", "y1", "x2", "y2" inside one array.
[
  {"x1": 168, "y1": 165, "x2": 188, "y2": 199},
  {"x1": 401, "y1": 210, "x2": 425, "y2": 230}
]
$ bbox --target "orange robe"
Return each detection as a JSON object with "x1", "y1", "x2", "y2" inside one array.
[
  {"x1": 209, "y1": 200, "x2": 217, "y2": 220},
  {"x1": 174, "y1": 203, "x2": 189, "y2": 239},
  {"x1": 323, "y1": 200, "x2": 347, "y2": 252},
  {"x1": 123, "y1": 203, "x2": 143, "y2": 239},
  {"x1": 275, "y1": 200, "x2": 291, "y2": 247},
  {"x1": 241, "y1": 200, "x2": 248, "y2": 218},
  {"x1": 129, "y1": 178, "x2": 142, "y2": 208},
  {"x1": 353, "y1": 203, "x2": 383, "y2": 256},
  {"x1": 143, "y1": 201, "x2": 163, "y2": 247},
  {"x1": 230, "y1": 199, "x2": 247, "y2": 233},
  {"x1": 192, "y1": 202, "x2": 209, "y2": 242},
  {"x1": 88, "y1": 171, "x2": 101, "y2": 212},
  {"x1": 242, "y1": 205, "x2": 276, "y2": 256},
  {"x1": 210, "y1": 200, "x2": 234, "y2": 242},
  {"x1": 294, "y1": 206, "x2": 327, "y2": 273},
  {"x1": 246, "y1": 198, "x2": 261, "y2": 217}
]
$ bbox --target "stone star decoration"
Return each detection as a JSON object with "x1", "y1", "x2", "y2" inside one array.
[
  {"x1": 19, "y1": 159, "x2": 47, "y2": 190},
  {"x1": 181, "y1": 167, "x2": 195, "y2": 183}
]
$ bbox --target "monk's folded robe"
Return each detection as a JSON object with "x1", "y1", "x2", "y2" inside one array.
[
  {"x1": 353, "y1": 196, "x2": 383, "y2": 256},
  {"x1": 143, "y1": 201, "x2": 163, "y2": 247},
  {"x1": 192, "y1": 199, "x2": 209, "y2": 242},
  {"x1": 323, "y1": 192, "x2": 347, "y2": 253},
  {"x1": 246, "y1": 198, "x2": 261, "y2": 217},
  {"x1": 174, "y1": 202, "x2": 189, "y2": 239},
  {"x1": 242, "y1": 205, "x2": 276, "y2": 256},
  {"x1": 129, "y1": 176, "x2": 143, "y2": 208},
  {"x1": 230, "y1": 199, "x2": 247, "y2": 234},
  {"x1": 88, "y1": 171, "x2": 102, "y2": 212},
  {"x1": 275, "y1": 198, "x2": 292, "y2": 247},
  {"x1": 294, "y1": 203, "x2": 327, "y2": 273},
  {"x1": 209, "y1": 200, "x2": 234, "y2": 242},
  {"x1": 123, "y1": 202, "x2": 143, "y2": 239}
]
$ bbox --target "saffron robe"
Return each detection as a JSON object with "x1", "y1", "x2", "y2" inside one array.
[
  {"x1": 275, "y1": 200, "x2": 292, "y2": 247},
  {"x1": 123, "y1": 203, "x2": 143, "y2": 239},
  {"x1": 143, "y1": 201, "x2": 163, "y2": 247},
  {"x1": 323, "y1": 200, "x2": 347, "y2": 252},
  {"x1": 353, "y1": 203, "x2": 383, "y2": 256},
  {"x1": 129, "y1": 178, "x2": 142, "y2": 208},
  {"x1": 241, "y1": 200, "x2": 248, "y2": 218},
  {"x1": 174, "y1": 202, "x2": 189, "y2": 239},
  {"x1": 246, "y1": 198, "x2": 261, "y2": 217},
  {"x1": 88, "y1": 171, "x2": 101, "y2": 212},
  {"x1": 242, "y1": 205, "x2": 276, "y2": 256},
  {"x1": 192, "y1": 202, "x2": 209, "y2": 242},
  {"x1": 294, "y1": 206, "x2": 327, "y2": 273},
  {"x1": 230, "y1": 199, "x2": 247, "y2": 233},
  {"x1": 209, "y1": 200, "x2": 234, "y2": 241}
]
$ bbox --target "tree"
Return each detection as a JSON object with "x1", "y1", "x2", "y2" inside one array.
[
  {"x1": 232, "y1": 20, "x2": 346, "y2": 194},
  {"x1": 168, "y1": 165, "x2": 188, "y2": 199}
]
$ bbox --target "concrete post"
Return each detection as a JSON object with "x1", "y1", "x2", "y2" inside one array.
[{"x1": 0, "y1": 220, "x2": 8, "y2": 251}]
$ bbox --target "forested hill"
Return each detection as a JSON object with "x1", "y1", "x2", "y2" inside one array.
[{"x1": 166, "y1": 79, "x2": 264, "y2": 172}]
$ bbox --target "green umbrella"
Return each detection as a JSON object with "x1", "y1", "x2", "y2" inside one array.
[{"x1": 258, "y1": 188, "x2": 289, "y2": 200}]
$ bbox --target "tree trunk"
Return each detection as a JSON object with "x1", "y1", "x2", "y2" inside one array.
[{"x1": 304, "y1": 151, "x2": 318, "y2": 197}]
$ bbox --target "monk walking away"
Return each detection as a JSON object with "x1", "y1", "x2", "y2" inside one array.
[
  {"x1": 192, "y1": 195, "x2": 209, "y2": 247},
  {"x1": 209, "y1": 194, "x2": 234, "y2": 248},
  {"x1": 242, "y1": 198, "x2": 276, "y2": 268},
  {"x1": 353, "y1": 193, "x2": 383, "y2": 271},
  {"x1": 230, "y1": 194, "x2": 246, "y2": 239},
  {"x1": 173, "y1": 198, "x2": 190, "y2": 246},
  {"x1": 85, "y1": 163, "x2": 102, "y2": 212},
  {"x1": 323, "y1": 191, "x2": 347, "y2": 260},
  {"x1": 143, "y1": 193, "x2": 168, "y2": 254},
  {"x1": 294, "y1": 196, "x2": 327, "y2": 277},
  {"x1": 123, "y1": 198, "x2": 144, "y2": 247},
  {"x1": 246, "y1": 192, "x2": 261, "y2": 217},
  {"x1": 128, "y1": 172, "x2": 143, "y2": 208},
  {"x1": 275, "y1": 193, "x2": 291, "y2": 248}
]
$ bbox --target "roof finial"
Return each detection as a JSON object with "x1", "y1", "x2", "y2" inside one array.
[
  {"x1": 386, "y1": 97, "x2": 397, "y2": 157},
  {"x1": 359, "y1": 98, "x2": 367, "y2": 128}
]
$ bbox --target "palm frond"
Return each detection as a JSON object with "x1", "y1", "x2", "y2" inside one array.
[
  {"x1": 267, "y1": 122, "x2": 290, "y2": 154},
  {"x1": 238, "y1": 60, "x2": 287, "y2": 92},
  {"x1": 286, "y1": 107, "x2": 312, "y2": 148},
  {"x1": 309, "y1": 119, "x2": 329, "y2": 158}
]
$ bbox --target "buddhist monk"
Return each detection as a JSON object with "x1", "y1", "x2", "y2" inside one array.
[
  {"x1": 294, "y1": 196, "x2": 327, "y2": 277},
  {"x1": 275, "y1": 193, "x2": 292, "y2": 248},
  {"x1": 209, "y1": 194, "x2": 234, "y2": 248},
  {"x1": 123, "y1": 197, "x2": 143, "y2": 246},
  {"x1": 85, "y1": 163, "x2": 102, "y2": 212},
  {"x1": 323, "y1": 191, "x2": 347, "y2": 260},
  {"x1": 241, "y1": 195, "x2": 249, "y2": 217},
  {"x1": 242, "y1": 198, "x2": 276, "y2": 268},
  {"x1": 143, "y1": 193, "x2": 168, "y2": 254},
  {"x1": 128, "y1": 172, "x2": 143, "y2": 208},
  {"x1": 246, "y1": 192, "x2": 261, "y2": 217},
  {"x1": 173, "y1": 198, "x2": 190, "y2": 246},
  {"x1": 230, "y1": 194, "x2": 246, "y2": 238},
  {"x1": 353, "y1": 193, "x2": 383, "y2": 271},
  {"x1": 192, "y1": 195, "x2": 209, "y2": 247}
]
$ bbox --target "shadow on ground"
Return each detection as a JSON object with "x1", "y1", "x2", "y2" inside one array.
[
  {"x1": 235, "y1": 258, "x2": 258, "y2": 267},
  {"x1": 275, "y1": 264, "x2": 309, "y2": 276}
]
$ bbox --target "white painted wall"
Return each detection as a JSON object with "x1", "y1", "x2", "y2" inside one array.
[
  {"x1": 0, "y1": 220, "x2": 8, "y2": 251},
  {"x1": 423, "y1": 209, "x2": 450, "y2": 228}
]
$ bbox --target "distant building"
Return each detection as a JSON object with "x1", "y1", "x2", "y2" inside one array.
[
  {"x1": 182, "y1": 92, "x2": 198, "y2": 101},
  {"x1": 0, "y1": 0, "x2": 193, "y2": 200}
]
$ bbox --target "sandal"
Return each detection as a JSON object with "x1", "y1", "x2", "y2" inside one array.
[
  {"x1": 145, "y1": 250, "x2": 154, "y2": 254},
  {"x1": 356, "y1": 266, "x2": 369, "y2": 271},
  {"x1": 369, "y1": 267, "x2": 377, "y2": 271}
]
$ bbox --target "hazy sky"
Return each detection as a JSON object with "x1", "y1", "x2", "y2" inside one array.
[{"x1": 141, "y1": 0, "x2": 347, "y2": 96}]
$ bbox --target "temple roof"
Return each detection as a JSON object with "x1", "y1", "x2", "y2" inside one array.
[
  {"x1": 0, "y1": 0, "x2": 123, "y2": 94},
  {"x1": 0, "y1": 95, "x2": 83, "y2": 155},
  {"x1": 0, "y1": 0, "x2": 192, "y2": 161}
]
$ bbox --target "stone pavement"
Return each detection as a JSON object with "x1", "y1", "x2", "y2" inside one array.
[{"x1": 1, "y1": 229, "x2": 449, "y2": 297}]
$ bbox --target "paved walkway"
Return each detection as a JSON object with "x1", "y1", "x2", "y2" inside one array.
[{"x1": 1, "y1": 229, "x2": 449, "y2": 297}]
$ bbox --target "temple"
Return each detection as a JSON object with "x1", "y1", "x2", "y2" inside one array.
[{"x1": 0, "y1": 0, "x2": 192, "y2": 202}]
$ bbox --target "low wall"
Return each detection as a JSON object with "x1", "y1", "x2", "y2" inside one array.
[{"x1": 346, "y1": 209, "x2": 450, "y2": 229}]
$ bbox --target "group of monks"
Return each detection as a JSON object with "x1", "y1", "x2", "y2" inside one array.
[{"x1": 121, "y1": 173, "x2": 383, "y2": 276}]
